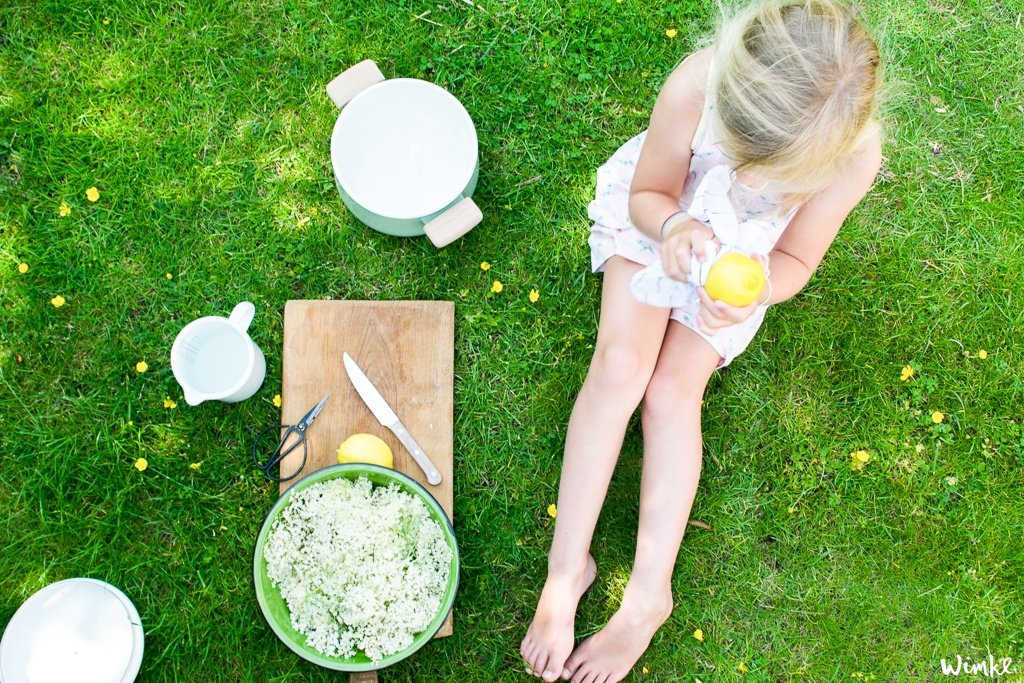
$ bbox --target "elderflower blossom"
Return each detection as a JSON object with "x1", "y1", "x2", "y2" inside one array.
[{"x1": 264, "y1": 477, "x2": 452, "y2": 662}]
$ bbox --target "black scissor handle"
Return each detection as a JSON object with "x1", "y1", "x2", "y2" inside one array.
[{"x1": 252, "y1": 424, "x2": 307, "y2": 482}]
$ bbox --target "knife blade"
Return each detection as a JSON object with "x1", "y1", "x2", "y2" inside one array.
[{"x1": 342, "y1": 352, "x2": 442, "y2": 486}]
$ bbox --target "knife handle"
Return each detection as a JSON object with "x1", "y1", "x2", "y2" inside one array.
[{"x1": 391, "y1": 421, "x2": 442, "y2": 486}]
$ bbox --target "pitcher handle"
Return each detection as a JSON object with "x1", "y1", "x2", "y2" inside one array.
[
  {"x1": 326, "y1": 60, "x2": 385, "y2": 109},
  {"x1": 422, "y1": 198, "x2": 483, "y2": 248},
  {"x1": 228, "y1": 302, "x2": 256, "y2": 332}
]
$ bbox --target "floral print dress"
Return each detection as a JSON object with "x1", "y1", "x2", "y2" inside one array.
[{"x1": 586, "y1": 90, "x2": 800, "y2": 366}]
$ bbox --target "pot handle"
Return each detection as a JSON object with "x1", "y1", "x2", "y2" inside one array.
[
  {"x1": 326, "y1": 60, "x2": 385, "y2": 109},
  {"x1": 423, "y1": 198, "x2": 483, "y2": 248}
]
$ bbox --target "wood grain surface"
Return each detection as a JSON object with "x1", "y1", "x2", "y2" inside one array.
[{"x1": 279, "y1": 299, "x2": 454, "y2": 648}]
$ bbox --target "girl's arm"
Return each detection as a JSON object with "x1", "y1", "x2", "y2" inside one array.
[
  {"x1": 696, "y1": 131, "x2": 883, "y2": 333},
  {"x1": 761, "y1": 131, "x2": 883, "y2": 305},
  {"x1": 627, "y1": 49, "x2": 712, "y2": 242}
]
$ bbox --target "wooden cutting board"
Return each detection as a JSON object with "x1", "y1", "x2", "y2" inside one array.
[{"x1": 279, "y1": 300, "x2": 454, "y2": 642}]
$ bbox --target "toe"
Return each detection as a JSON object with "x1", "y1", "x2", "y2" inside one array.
[
  {"x1": 523, "y1": 648, "x2": 542, "y2": 678},
  {"x1": 534, "y1": 653, "x2": 550, "y2": 680},
  {"x1": 543, "y1": 643, "x2": 572, "y2": 681},
  {"x1": 563, "y1": 648, "x2": 584, "y2": 678}
]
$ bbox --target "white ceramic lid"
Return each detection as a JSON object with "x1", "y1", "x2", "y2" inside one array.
[
  {"x1": 331, "y1": 78, "x2": 478, "y2": 220},
  {"x1": 0, "y1": 578, "x2": 144, "y2": 683}
]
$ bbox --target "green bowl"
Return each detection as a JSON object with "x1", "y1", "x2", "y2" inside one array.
[{"x1": 253, "y1": 464, "x2": 459, "y2": 672}]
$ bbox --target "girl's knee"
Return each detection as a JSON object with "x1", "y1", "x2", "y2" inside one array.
[
  {"x1": 589, "y1": 341, "x2": 654, "y2": 396},
  {"x1": 642, "y1": 365, "x2": 706, "y2": 420}
]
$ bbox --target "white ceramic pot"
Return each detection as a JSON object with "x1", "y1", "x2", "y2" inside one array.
[{"x1": 327, "y1": 60, "x2": 483, "y2": 248}]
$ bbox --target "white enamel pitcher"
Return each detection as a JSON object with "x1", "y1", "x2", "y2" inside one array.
[{"x1": 170, "y1": 302, "x2": 266, "y2": 406}]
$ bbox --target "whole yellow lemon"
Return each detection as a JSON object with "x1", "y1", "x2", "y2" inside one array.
[
  {"x1": 336, "y1": 433, "x2": 394, "y2": 468},
  {"x1": 704, "y1": 252, "x2": 766, "y2": 307}
]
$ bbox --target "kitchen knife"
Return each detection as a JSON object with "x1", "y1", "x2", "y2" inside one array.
[{"x1": 342, "y1": 352, "x2": 442, "y2": 486}]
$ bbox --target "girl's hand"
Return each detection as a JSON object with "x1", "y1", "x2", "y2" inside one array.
[
  {"x1": 660, "y1": 215, "x2": 718, "y2": 283},
  {"x1": 695, "y1": 253, "x2": 770, "y2": 335}
]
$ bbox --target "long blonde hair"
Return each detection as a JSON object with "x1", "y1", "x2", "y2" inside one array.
[{"x1": 711, "y1": 0, "x2": 882, "y2": 203}]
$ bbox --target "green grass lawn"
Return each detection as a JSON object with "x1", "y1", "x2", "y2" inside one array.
[{"x1": 2, "y1": 0, "x2": 1022, "y2": 680}]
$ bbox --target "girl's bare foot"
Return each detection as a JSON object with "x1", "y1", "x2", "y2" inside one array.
[
  {"x1": 561, "y1": 586, "x2": 672, "y2": 683},
  {"x1": 520, "y1": 555, "x2": 598, "y2": 681}
]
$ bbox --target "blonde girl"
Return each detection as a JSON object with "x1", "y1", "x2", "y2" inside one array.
[{"x1": 520, "y1": 1, "x2": 883, "y2": 681}]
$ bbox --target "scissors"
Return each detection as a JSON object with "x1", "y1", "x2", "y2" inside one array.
[{"x1": 252, "y1": 395, "x2": 329, "y2": 482}]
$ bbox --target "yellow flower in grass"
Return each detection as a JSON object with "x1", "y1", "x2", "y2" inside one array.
[
  {"x1": 490, "y1": 280, "x2": 503, "y2": 293},
  {"x1": 977, "y1": 349, "x2": 988, "y2": 359},
  {"x1": 547, "y1": 503, "x2": 557, "y2": 518},
  {"x1": 163, "y1": 397, "x2": 177, "y2": 409},
  {"x1": 932, "y1": 411, "x2": 945, "y2": 424},
  {"x1": 189, "y1": 462, "x2": 202, "y2": 470},
  {"x1": 665, "y1": 28, "x2": 678, "y2": 38},
  {"x1": 738, "y1": 661, "x2": 749, "y2": 673},
  {"x1": 851, "y1": 450, "x2": 870, "y2": 471},
  {"x1": 480, "y1": 261, "x2": 491, "y2": 271},
  {"x1": 272, "y1": 394, "x2": 282, "y2": 408},
  {"x1": 86, "y1": 186, "x2": 100, "y2": 202},
  {"x1": 693, "y1": 628, "x2": 704, "y2": 642},
  {"x1": 900, "y1": 365, "x2": 914, "y2": 381},
  {"x1": 18, "y1": 263, "x2": 28, "y2": 273},
  {"x1": 529, "y1": 289, "x2": 540, "y2": 303},
  {"x1": 59, "y1": 201, "x2": 71, "y2": 217},
  {"x1": 133, "y1": 457, "x2": 148, "y2": 472},
  {"x1": 165, "y1": 273, "x2": 173, "y2": 280},
  {"x1": 51, "y1": 295, "x2": 65, "y2": 307},
  {"x1": 135, "y1": 361, "x2": 148, "y2": 373}
]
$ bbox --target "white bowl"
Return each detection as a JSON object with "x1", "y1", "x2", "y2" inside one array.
[{"x1": 0, "y1": 578, "x2": 144, "y2": 683}]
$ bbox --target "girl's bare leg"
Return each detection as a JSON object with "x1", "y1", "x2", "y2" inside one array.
[
  {"x1": 563, "y1": 322, "x2": 720, "y2": 683},
  {"x1": 521, "y1": 257, "x2": 670, "y2": 681}
]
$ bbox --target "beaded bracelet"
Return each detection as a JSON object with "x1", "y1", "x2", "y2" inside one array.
[{"x1": 660, "y1": 211, "x2": 690, "y2": 240}]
